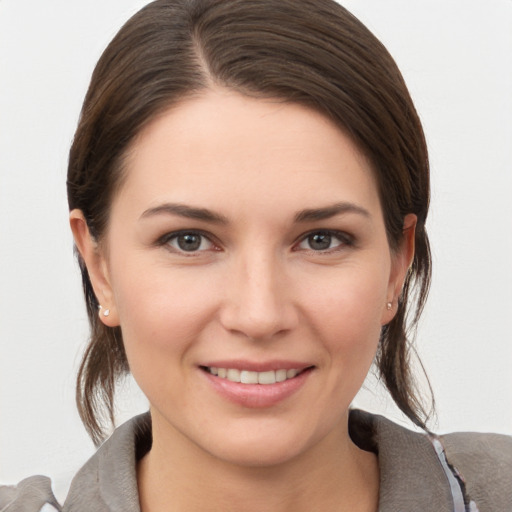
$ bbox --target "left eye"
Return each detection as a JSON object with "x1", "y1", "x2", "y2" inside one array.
[
  {"x1": 296, "y1": 231, "x2": 350, "y2": 251},
  {"x1": 165, "y1": 232, "x2": 214, "y2": 253}
]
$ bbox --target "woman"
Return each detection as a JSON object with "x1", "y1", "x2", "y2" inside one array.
[{"x1": 1, "y1": 0, "x2": 511, "y2": 510}]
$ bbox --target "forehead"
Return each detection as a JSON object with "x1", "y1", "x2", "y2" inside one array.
[{"x1": 116, "y1": 88, "x2": 380, "y2": 218}]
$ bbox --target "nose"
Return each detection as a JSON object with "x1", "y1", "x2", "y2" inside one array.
[{"x1": 219, "y1": 251, "x2": 298, "y2": 340}]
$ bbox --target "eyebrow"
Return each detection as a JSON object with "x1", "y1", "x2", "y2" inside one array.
[
  {"x1": 140, "y1": 201, "x2": 370, "y2": 224},
  {"x1": 294, "y1": 202, "x2": 370, "y2": 222},
  {"x1": 140, "y1": 203, "x2": 229, "y2": 224}
]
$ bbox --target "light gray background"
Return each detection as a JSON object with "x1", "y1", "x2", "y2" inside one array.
[{"x1": 1, "y1": 0, "x2": 511, "y2": 501}]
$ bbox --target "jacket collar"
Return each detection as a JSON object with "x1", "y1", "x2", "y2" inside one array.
[
  {"x1": 353, "y1": 410, "x2": 454, "y2": 511},
  {"x1": 63, "y1": 414, "x2": 149, "y2": 512},
  {"x1": 64, "y1": 410, "x2": 454, "y2": 511}
]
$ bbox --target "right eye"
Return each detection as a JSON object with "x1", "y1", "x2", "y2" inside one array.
[{"x1": 162, "y1": 231, "x2": 215, "y2": 253}]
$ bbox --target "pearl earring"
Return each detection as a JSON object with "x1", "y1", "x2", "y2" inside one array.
[
  {"x1": 386, "y1": 302, "x2": 393, "y2": 310},
  {"x1": 98, "y1": 305, "x2": 110, "y2": 317}
]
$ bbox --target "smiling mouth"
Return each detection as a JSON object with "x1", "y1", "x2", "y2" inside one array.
[{"x1": 200, "y1": 366, "x2": 312, "y2": 385}]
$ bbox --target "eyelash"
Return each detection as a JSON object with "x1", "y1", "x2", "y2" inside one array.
[
  {"x1": 294, "y1": 230, "x2": 354, "y2": 253},
  {"x1": 156, "y1": 229, "x2": 354, "y2": 255},
  {"x1": 156, "y1": 230, "x2": 219, "y2": 255}
]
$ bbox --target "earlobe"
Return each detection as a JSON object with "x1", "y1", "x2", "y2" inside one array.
[
  {"x1": 69, "y1": 209, "x2": 119, "y2": 327},
  {"x1": 382, "y1": 213, "x2": 417, "y2": 325}
]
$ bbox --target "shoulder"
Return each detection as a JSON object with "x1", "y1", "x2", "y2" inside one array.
[
  {"x1": 350, "y1": 409, "x2": 512, "y2": 511},
  {"x1": 440, "y1": 430, "x2": 512, "y2": 511},
  {"x1": 0, "y1": 475, "x2": 61, "y2": 511},
  {"x1": 0, "y1": 414, "x2": 150, "y2": 512},
  {"x1": 63, "y1": 412, "x2": 151, "y2": 511}
]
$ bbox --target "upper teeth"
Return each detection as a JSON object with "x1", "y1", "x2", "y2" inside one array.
[{"x1": 208, "y1": 367, "x2": 299, "y2": 385}]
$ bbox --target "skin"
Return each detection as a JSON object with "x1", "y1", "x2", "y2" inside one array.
[{"x1": 71, "y1": 88, "x2": 416, "y2": 512}]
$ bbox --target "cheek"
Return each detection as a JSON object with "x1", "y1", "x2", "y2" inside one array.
[
  {"x1": 109, "y1": 266, "x2": 222, "y2": 412},
  {"x1": 306, "y1": 264, "x2": 389, "y2": 328},
  {"x1": 110, "y1": 259, "x2": 218, "y2": 362},
  {"x1": 299, "y1": 263, "x2": 389, "y2": 365}
]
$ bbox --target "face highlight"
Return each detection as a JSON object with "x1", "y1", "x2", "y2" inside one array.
[{"x1": 73, "y1": 89, "x2": 413, "y2": 468}]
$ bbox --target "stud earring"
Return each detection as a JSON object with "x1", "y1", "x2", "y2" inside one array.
[
  {"x1": 386, "y1": 302, "x2": 393, "y2": 310},
  {"x1": 98, "y1": 305, "x2": 110, "y2": 317}
]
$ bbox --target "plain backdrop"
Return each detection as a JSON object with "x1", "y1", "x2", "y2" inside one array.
[{"x1": 1, "y1": 0, "x2": 511, "y2": 502}]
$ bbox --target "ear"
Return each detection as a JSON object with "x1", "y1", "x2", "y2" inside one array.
[
  {"x1": 69, "y1": 209, "x2": 120, "y2": 327},
  {"x1": 381, "y1": 213, "x2": 417, "y2": 325}
]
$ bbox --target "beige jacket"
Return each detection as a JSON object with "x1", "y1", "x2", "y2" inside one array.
[{"x1": 2, "y1": 410, "x2": 511, "y2": 511}]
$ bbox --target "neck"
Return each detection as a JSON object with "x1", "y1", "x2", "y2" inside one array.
[{"x1": 137, "y1": 412, "x2": 379, "y2": 512}]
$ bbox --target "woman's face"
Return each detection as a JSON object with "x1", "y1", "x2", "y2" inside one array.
[{"x1": 74, "y1": 89, "x2": 413, "y2": 467}]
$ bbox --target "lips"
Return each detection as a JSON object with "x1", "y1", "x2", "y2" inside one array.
[
  {"x1": 205, "y1": 367, "x2": 302, "y2": 384},
  {"x1": 199, "y1": 362, "x2": 314, "y2": 408}
]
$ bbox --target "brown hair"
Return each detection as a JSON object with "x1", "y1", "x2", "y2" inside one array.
[{"x1": 68, "y1": 0, "x2": 432, "y2": 445}]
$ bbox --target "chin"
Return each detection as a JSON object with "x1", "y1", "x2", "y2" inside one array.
[
  {"x1": 198, "y1": 417, "x2": 330, "y2": 468},
  {"x1": 208, "y1": 436, "x2": 308, "y2": 468}
]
